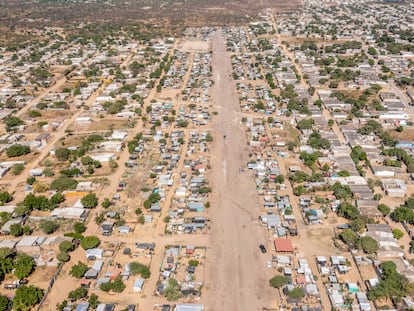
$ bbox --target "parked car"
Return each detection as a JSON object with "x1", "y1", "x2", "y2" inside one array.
[{"x1": 259, "y1": 244, "x2": 267, "y2": 253}]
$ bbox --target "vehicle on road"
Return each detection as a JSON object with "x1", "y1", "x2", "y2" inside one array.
[
  {"x1": 259, "y1": 244, "x2": 267, "y2": 253},
  {"x1": 267, "y1": 260, "x2": 272, "y2": 268}
]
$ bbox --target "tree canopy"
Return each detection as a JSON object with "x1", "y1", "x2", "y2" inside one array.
[{"x1": 13, "y1": 285, "x2": 43, "y2": 310}]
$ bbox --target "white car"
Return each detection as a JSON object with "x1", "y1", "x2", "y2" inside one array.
[{"x1": 267, "y1": 261, "x2": 272, "y2": 268}]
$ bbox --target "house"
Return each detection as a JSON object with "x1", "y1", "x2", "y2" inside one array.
[
  {"x1": 29, "y1": 169, "x2": 43, "y2": 177},
  {"x1": 175, "y1": 305, "x2": 204, "y2": 311},
  {"x1": 96, "y1": 304, "x2": 114, "y2": 311},
  {"x1": 90, "y1": 153, "x2": 114, "y2": 162},
  {"x1": 35, "y1": 133, "x2": 51, "y2": 145},
  {"x1": 101, "y1": 222, "x2": 114, "y2": 236},
  {"x1": 118, "y1": 226, "x2": 131, "y2": 234},
  {"x1": 365, "y1": 224, "x2": 403, "y2": 258},
  {"x1": 75, "y1": 302, "x2": 90, "y2": 311},
  {"x1": 16, "y1": 236, "x2": 43, "y2": 253},
  {"x1": 133, "y1": 278, "x2": 145, "y2": 292},
  {"x1": 396, "y1": 140, "x2": 414, "y2": 149},
  {"x1": 51, "y1": 207, "x2": 89, "y2": 220},
  {"x1": 86, "y1": 248, "x2": 104, "y2": 260},
  {"x1": 111, "y1": 131, "x2": 128, "y2": 140},
  {"x1": 75, "y1": 117, "x2": 92, "y2": 125},
  {"x1": 381, "y1": 179, "x2": 407, "y2": 198},
  {"x1": 98, "y1": 141, "x2": 123, "y2": 152},
  {"x1": 274, "y1": 238, "x2": 294, "y2": 253}
]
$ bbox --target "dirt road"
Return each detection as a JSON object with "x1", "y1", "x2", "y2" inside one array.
[{"x1": 204, "y1": 32, "x2": 275, "y2": 311}]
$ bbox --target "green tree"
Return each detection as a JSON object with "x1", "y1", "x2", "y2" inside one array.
[
  {"x1": 100, "y1": 282, "x2": 111, "y2": 292},
  {"x1": 378, "y1": 204, "x2": 390, "y2": 216},
  {"x1": 296, "y1": 119, "x2": 313, "y2": 130},
  {"x1": 50, "y1": 192, "x2": 65, "y2": 207},
  {"x1": 6, "y1": 144, "x2": 30, "y2": 157},
  {"x1": 55, "y1": 148, "x2": 70, "y2": 161},
  {"x1": 68, "y1": 287, "x2": 88, "y2": 300},
  {"x1": 70, "y1": 262, "x2": 88, "y2": 278},
  {"x1": 40, "y1": 220, "x2": 59, "y2": 234},
  {"x1": 129, "y1": 262, "x2": 151, "y2": 279},
  {"x1": 88, "y1": 294, "x2": 99, "y2": 309},
  {"x1": 4, "y1": 116, "x2": 24, "y2": 131},
  {"x1": 359, "y1": 236, "x2": 379, "y2": 254},
  {"x1": 80, "y1": 236, "x2": 100, "y2": 250},
  {"x1": 269, "y1": 275, "x2": 289, "y2": 288},
  {"x1": 0, "y1": 295, "x2": 9, "y2": 311},
  {"x1": 59, "y1": 241, "x2": 74, "y2": 253},
  {"x1": 287, "y1": 287, "x2": 305, "y2": 299},
  {"x1": 14, "y1": 253, "x2": 35, "y2": 279},
  {"x1": 26, "y1": 176, "x2": 36, "y2": 185},
  {"x1": 165, "y1": 278, "x2": 182, "y2": 301},
  {"x1": 9, "y1": 224, "x2": 23, "y2": 237},
  {"x1": 13, "y1": 285, "x2": 43, "y2": 310},
  {"x1": 81, "y1": 193, "x2": 98, "y2": 209},
  {"x1": 11, "y1": 163, "x2": 24, "y2": 175},
  {"x1": 392, "y1": 229, "x2": 404, "y2": 239},
  {"x1": 111, "y1": 277, "x2": 126, "y2": 293},
  {"x1": 0, "y1": 192, "x2": 12, "y2": 204},
  {"x1": 73, "y1": 222, "x2": 86, "y2": 233},
  {"x1": 21, "y1": 194, "x2": 51, "y2": 211},
  {"x1": 50, "y1": 176, "x2": 78, "y2": 192},
  {"x1": 57, "y1": 252, "x2": 70, "y2": 262},
  {"x1": 102, "y1": 198, "x2": 111, "y2": 208},
  {"x1": 339, "y1": 229, "x2": 359, "y2": 248}
]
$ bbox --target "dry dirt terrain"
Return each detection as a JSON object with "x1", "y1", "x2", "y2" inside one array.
[{"x1": 204, "y1": 32, "x2": 275, "y2": 311}]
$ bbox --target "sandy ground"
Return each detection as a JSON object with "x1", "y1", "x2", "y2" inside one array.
[
  {"x1": 204, "y1": 32, "x2": 276, "y2": 311},
  {"x1": 178, "y1": 40, "x2": 211, "y2": 52}
]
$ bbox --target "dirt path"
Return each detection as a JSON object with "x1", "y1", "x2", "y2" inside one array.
[{"x1": 204, "y1": 32, "x2": 276, "y2": 311}]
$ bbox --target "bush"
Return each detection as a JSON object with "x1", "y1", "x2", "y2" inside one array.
[
  {"x1": 81, "y1": 193, "x2": 98, "y2": 209},
  {"x1": 188, "y1": 260, "x2": 199, "y2": 267},
  {"x1": 165, "y1": 278, "x2": 182, "y2": 301},
  {"x1": 0, "y1": 192, "x2": 12, "y2": 204},
  {"x1": 378, "y1": 204, "x2": 390, "y2": 216},
  {"x1": 6, "y1": 144, "x2": 30, "y2": 157},
  {"x1": 73, "y1": 222, "x2": 86, "y2": 233},
  {"x1": 392, "y1": 228, "x2": 404, "y2": 239},
  {"x1": 129, "y1": 262, "x2": 151, "y2": 279},
  {"x1": 9, "y1": 224, "x2": 23, "y2": 237},
  {"x1": 55, "y1": 148, "x2": 70, "y2": 161},
  {"x1": 40, "y1": 220, "x2": 59, "y2": 234},
  {"x1": 14, "y1": 253, "x2": 35, "y2": 279},
  {"x1": 57, "y1": 252, "x2": 70, "y2": 262},
  {"x1": 64, "y1": 232, "x2": 84, "y2": 240},
  {"x1": 269, "y1": 275, "x2": 288, "y2": 288},
  {"x1": 11, "y1": 163, "x2": 25, "y2": 175},
  {"x1": 13, "y1": 285, "x2": 43, "y2": 310},
  {"x1": 70, "y1": 262, "x2": 88, "y2": 278},
  {"x1": 80, "y1": 236, "x2": 100, "y2": 250},
  {"x1": 59, "y1": 241, "x2": 74, "y2": 252},
  {"x1": 0, "y1": 295, "x2": 9, "y2": 311},
  {"x1": 68, "y1": 287, "x2": 88, "y2": 300},
  {"x1": 50, "y1": 176, "x2": 78, "y2": 192},
  {"x1": 359, "y1": 236, "x2": 379, "y2": 254},
  {"x1": 100, "y1": 282, "x2": 111, "y2": 292}
]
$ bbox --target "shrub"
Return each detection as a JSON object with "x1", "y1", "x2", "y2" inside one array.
[
  {"x1": 40, "y1": 220, "x2": 59, "y2": 234},
  {"x1": 80, "y1": 236, "x2": 100, "y2": 250},
  {"x1": 59, "y1": 241, "x2": 74, "y2": 252},
  {"x1": 57, "y1": 252, "x2": 70, "y2": 262},
  {"x1": 6, "y1": 144, "x2": 30, "y2": 157}
]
